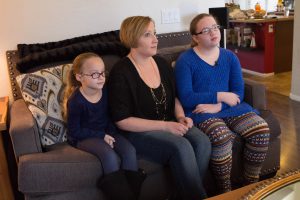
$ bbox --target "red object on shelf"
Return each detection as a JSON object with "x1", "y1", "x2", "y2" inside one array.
[{"x1": 228, "y1": 21, "x2": 275, "y2": 74}]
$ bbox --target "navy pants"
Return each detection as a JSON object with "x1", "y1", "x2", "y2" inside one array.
[
  {"x1": 77, "y1": 134, "x2": 138, "y2": 174},
  {"x1": 126, "y1": 126, "x2": 211, "y2": 200}
]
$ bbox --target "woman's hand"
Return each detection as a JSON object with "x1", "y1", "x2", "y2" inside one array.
[
  {"x1": 193, "y1": 103, "x2": 222, "y2": 114},
  {"x1": 177, "y1": 116, "x2": 193, "y2": 129},
  {"x1": 163, "y1": 121, "x2": 189, "y2": 136},
  {"x1": 217, "y1": 92, "x2": 240, "y2": 106},
  {"x1": 104, "y1": 134, "x2": 115, "y2": 148}
]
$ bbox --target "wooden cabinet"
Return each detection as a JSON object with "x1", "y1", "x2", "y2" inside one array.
[
  {"x1": 227, "y1": 17, "x2": 294, "y2": 75},
  {"x1": 0, "y1": 96, "x2": 14, "y2": 200}
]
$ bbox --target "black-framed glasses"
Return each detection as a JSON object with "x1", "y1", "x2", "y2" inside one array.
[
  {"x1": 81, "y1": 71, "x2": 106, "y2": 79},
  {"x1": 194, "y1": 24, "x2": 221, "y2": 35}
]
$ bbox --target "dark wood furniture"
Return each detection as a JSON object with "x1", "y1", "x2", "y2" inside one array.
[{"x1": 228, "y1": 16, "x2": 294, "y2": 75}]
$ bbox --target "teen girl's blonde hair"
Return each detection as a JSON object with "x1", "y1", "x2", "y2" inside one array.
[
  {"x1": 119, "y1": 16, "x2": 154, "y2": 48},
  {"x1": 62, "y1": 52, "x2": 101, "y2": 121}
]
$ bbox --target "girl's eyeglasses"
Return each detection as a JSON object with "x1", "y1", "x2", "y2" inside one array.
[{"x1": 81, "y1": 71, "x2": 106, "y2": 79}]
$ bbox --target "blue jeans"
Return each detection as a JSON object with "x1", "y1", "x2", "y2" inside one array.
[
  {"x1": 126, "y1": 126, "x2": 211, "y2": 200},
  {"x1": 77, "y1": 134, "x2": 138, "y2": 174}
]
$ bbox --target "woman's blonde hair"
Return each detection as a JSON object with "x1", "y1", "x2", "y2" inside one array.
[
  {"x1": 190, "y1": 13, "x2": 216, "y2": 47},
  {"x1": 120, "y1": 16, "x2": 154, "y2": 48},
  {"x1": 62, "y1": 52, "x2": 101, "y2": 121}
]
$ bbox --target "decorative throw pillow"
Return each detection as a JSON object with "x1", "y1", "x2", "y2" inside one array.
[{"x1": 16, "y1": 64, "x2": 72, "y2": 147}]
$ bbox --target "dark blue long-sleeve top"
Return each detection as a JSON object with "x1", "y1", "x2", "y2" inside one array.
[
  {"x1": 175, "y1": 48, "x2": 257, "y2": 124},
  {"x1": 66, "y1": 86, "x2": 116, "y2": 146}
]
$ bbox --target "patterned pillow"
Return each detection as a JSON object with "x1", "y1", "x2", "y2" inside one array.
[{"x1": 16, "y1": 64, "x2": 72, "y2": 147}]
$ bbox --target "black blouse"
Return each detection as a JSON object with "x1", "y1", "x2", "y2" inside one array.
[{"x1": 108, "y1": 55, "x2": 176, "y2": 122}]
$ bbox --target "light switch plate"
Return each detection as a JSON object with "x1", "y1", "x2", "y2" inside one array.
[{"x1": 161, "y1": 8, "x2": 180, "y2": 24}]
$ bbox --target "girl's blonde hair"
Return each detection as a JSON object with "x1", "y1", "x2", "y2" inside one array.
[
  {"x1": 62, "y1": 52, "x2": 101, "y2": 121},
  {"x1": 190, "y1": 13, "x2": 217, "y2": 47},
  {"x1": 120, "y1": 16, "x2": 154, "y2": 48}
]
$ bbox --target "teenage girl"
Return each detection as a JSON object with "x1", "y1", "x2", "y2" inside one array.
[{"x1": 175, "y1": 14, "x2": 270, "y2": 193}]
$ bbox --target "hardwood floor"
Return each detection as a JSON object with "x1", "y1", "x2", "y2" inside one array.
[
  {"x1": 244, "y1": 71, "x2": 300, "y2": 174},
  {"x1": 243, "y1": 71, "x2": 291, "y2": 97},
  {"x1": 266, "y1": 91, "x2": 300, "y2": 174}
]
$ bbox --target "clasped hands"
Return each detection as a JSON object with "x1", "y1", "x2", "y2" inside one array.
[
  {"x1": 164, "y1": 117, "x2": 193, "y2": 137},
  {"x1": 193, "y1": 92, "x2": 240, "y2": 114}
]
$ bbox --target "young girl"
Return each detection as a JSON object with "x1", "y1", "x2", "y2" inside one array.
[
  {"x1": 175, "y1": 14, "x2": 270, "y2": 194},
  {"x1": 63, "y1": 52, "x2": 145, "y2": 200}
]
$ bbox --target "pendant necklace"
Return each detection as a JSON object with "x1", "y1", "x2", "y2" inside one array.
[{"x1": 129, "y1": 54, "x2": 167, "y2": 120}]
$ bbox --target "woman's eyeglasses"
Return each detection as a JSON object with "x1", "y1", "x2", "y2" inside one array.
[
  {"x1": 194, "y1": 25, "x2": 221, "y2": 35},
  {"x1": 81, "y1": 71, "x2": 106, "y2": 79}
]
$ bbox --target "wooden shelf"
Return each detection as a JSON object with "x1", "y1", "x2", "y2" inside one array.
[
  {"x1": 0, "y1": 96, "x2": 14, "y2": 200},
  {"x1": 229, "y1": 16, "x2": 294, "y2": 23},
  {"x1": 0, "y1": 97, "x2": 8, "y2": 131}
]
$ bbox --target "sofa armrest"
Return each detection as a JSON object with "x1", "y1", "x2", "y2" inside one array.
[
  {"x1": 9, "y1": 99, "x2": 42, "y2": 161},
  {"x1": 244, "y1": 78, "x2": 267, "y2": 110}
]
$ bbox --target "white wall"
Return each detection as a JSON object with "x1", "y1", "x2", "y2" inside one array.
[
  {"x1": 290, "y1": 0, "x2": 300, "y2": 101},
  {"x1": 0, "y1": 0, "x2": 224, "y2": 100}
]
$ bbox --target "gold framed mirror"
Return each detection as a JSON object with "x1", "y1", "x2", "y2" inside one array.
[{"x1": 240, "y1": 169, "x2": 300, "y2": 199}]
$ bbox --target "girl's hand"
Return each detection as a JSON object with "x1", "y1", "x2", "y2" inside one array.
[
  {"x1": 217, "y1": 92, "x2": 240, "y2": 106},
  {"x1": 193, "y1": 103, "x2": 222, "y2": 114},
  {"x1": 177, "y1": 117, "x2": 193, "y2": 129},
  {"x1": 104, "y1": 134, "x2": 115, "y2": 148},
  {"x1": 163, "y1": 121, "x2": 189, "y2": 136}
]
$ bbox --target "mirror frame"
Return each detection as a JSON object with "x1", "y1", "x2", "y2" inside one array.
[{"x1": 240, "y1": 169, "x2": 300, "y2": 199}]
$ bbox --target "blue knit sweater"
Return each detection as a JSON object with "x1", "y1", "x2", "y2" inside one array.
[{"x1": 175, "y1": 48, "x2": 257, "y2": 124}]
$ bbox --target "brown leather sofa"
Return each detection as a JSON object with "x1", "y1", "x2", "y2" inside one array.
[{"x1": 6, "y1": 31, "x2": 280, "y2": 200}]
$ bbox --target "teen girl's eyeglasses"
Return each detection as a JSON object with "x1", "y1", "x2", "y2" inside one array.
[
  {"x1": 81, "y1": 71, "x2": 106, "y2": 79},
  {"x1": 194, "y1": 24, "x2": 221, "y2": 35}
]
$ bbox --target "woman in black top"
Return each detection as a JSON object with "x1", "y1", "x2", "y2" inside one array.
[{"x1": 108, "y1": 16, "x2": 211, "y2": 200}]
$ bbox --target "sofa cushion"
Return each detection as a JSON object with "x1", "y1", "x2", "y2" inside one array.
[
  {"x1": 157, "y1": 45, "x2": 189, "y2": 66},
  {"x1": 18, "y1": 143, "x2": 168, "y2": 194},
  {"x1": 18, "y1": 144, "x2": 102, "y2": 193},
  {"x1": 16, "y1": 64, "x2": 72, "y2": 147}
]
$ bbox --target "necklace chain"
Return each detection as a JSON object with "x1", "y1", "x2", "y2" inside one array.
[
  {"x1": 129, "y1": 54, "x2": 159, "y2": 88},
  {"x1": 150, "y1": 83, "x2": 167, "y2": 120},
  {"x1": 129, "y1": 54, "x2": 167, "y2": 120}
]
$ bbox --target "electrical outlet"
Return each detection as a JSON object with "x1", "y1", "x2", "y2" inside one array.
[{"x1": 268, "y1": 24, "x2": 274, "y2": 33}]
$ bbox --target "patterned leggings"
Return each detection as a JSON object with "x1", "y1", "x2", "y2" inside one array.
[{"x1": 198, "y1": 112, "x2": 270, "y2": 193}]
